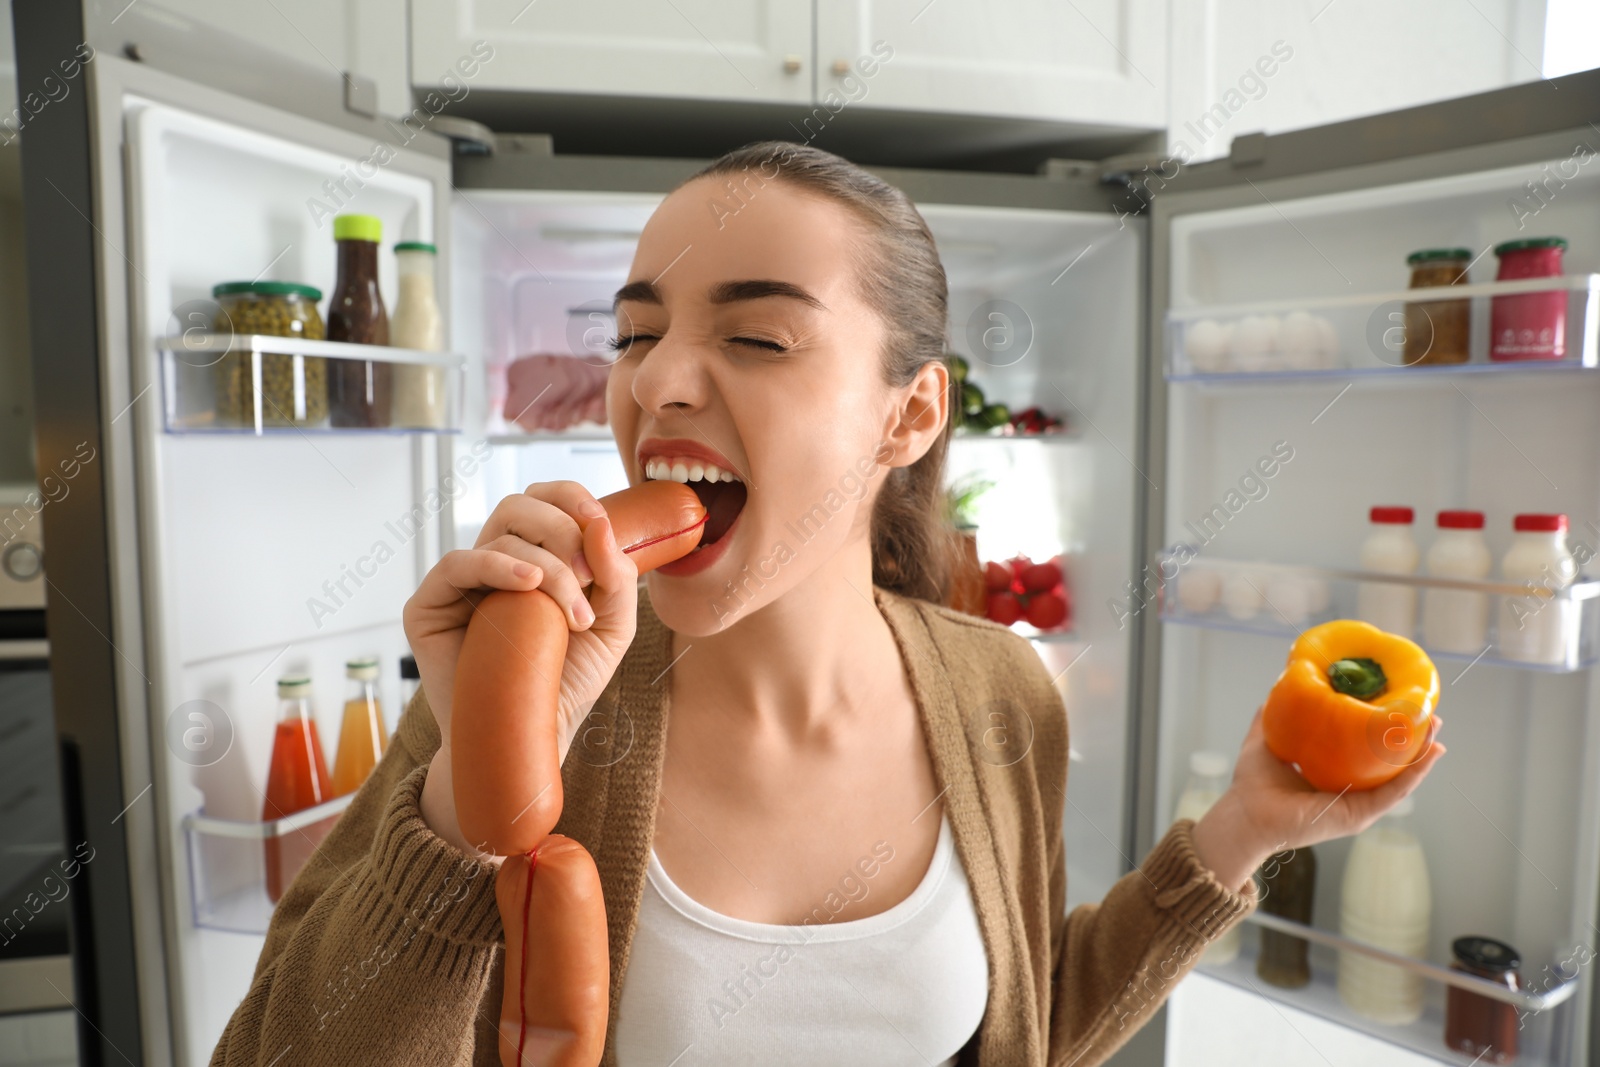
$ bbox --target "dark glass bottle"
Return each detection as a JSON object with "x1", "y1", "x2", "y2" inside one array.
[
  {"x1": 326, "y1": 214, "x2": 391, "y2": 427},
  {"x1": 1257, "y1": 846, "x2": 1317, "y2": 988},
  {"x1": 1444, "y1": 936, "x2": 1521, "y2": 1064}
]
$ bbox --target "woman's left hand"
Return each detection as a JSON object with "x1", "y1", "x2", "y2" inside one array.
[{"x1": 1189, "y1": 706, "x2": 1446, "y2": 892}]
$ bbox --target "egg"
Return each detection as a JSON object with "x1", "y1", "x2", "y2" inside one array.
[
  {"x1": 1177, "y1": 565, "x2": 1222, "y2": 614},
  {"x1": 1228, "y1": 315, "x2": 1282, "y2": 372},
  {"x1": 1280, "y1": 311, "x2": 1321, "y2": 370},
  {"x1": 1186, "y1": 319, "x2": 1230, "y2": 373},
  {"x1": 1222, "y1": 571, "x2": 1263, "y2": 620},
  {"x1": 1312, "y1": 315, "x2": 1341, "y2": 368},
  {"x1": 1264, "y1": 572, "x2": 1312, "y2": 624}
]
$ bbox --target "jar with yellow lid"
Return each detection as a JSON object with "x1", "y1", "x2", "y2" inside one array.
[{"x1": 213, "y1": 281, "x2": 328, "y2": 428}]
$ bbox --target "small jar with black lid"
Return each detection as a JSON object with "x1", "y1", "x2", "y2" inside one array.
[{"x1": 1444, "y1": 936, "x2": 1521, "y2": 1064}]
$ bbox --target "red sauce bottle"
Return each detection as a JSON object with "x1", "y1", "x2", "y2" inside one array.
[
  {"x1": 326, "y1": 213, "x2": 392, "y2": 426},
  {"x1": 262, "y1": 675, "x2": 335, "y2": 903}
]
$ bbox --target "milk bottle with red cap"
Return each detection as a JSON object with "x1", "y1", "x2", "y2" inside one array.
[
  {"x1": 1421, "y1": 510, "x2": 1491, "y2": 654},
  {"x1": 1357, "y1": 506, "x2": 1419, "y2": 638},
  {"x1": 1497, "y1": 513, "x2": 1578, "y2": 665}
]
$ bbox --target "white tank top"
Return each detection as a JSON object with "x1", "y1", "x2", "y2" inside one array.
[{"x1": 614, "y1": 813, "x2": 989, "y2": 1066}]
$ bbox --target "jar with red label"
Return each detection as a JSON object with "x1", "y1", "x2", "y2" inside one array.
[{"x1": 1490, "y1": 237, "x2": 1567, "y2": 361}]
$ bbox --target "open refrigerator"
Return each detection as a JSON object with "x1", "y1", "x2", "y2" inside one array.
[
  {"x1": 17, "y1": 3, "x2": 1600, "y2": 1065},
  {"x1": 19, "y1": 5, "x2": 1142, "y2": 1064}
]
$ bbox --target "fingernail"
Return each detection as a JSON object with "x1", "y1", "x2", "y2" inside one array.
[
  {"x1": 573, "y1": 597, "x2": 594, "y2": 628},
  {"x1": 513, "y1": 562, "x2": 535, "y2": 578},
  {"x1": 578, "y1": 499, "x2": 605, "y2": 519},
  {"x1": 572, "y1": 551, "x2": 593, "y2": 583}
]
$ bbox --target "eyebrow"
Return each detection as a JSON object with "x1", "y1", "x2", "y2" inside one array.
[{"x1": 612, "y1": 278, "x2": 827, "y2": 312}]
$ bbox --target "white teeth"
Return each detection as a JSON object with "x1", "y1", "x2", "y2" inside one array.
[{"x1": 642, "y1": 456, "x2": 744, "y2": 483}]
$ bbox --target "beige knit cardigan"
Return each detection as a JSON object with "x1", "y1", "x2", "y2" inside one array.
[{"x1": 210, "y1": 585, "x2": 1256, "y2": 1066}]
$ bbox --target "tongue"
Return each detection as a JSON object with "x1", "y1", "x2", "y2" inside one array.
[{"x1": 692, "y1": 481, "x2": 747, "y2": 544}]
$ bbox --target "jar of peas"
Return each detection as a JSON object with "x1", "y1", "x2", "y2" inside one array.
[{"x1": 212, "y1": 282, "x2": 328, "y2": 428}]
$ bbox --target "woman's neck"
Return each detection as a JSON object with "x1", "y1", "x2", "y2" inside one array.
[{"x1": 667, "y1": 541, "x2": 902, "y2": 737}]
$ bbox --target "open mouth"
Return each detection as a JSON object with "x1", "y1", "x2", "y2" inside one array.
[{"x1": 642, "y1": 456, "x2": 748, "y2": 550}]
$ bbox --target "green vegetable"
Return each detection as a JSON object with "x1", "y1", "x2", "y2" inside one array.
[
  {"x1": 948, "y1": 354, "x2": 970, "y2": 382},
  {"x1": 1328, "y1": 657, "x2": 1388, "y2": 699},
  {"x1": 962, "y1": 383, "x2": 985, "y2": 415},
  {"x1": 980, "y1": 403, "x2": 1010, "y2": 429}
]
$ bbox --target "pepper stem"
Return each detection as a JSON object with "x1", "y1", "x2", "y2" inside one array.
[{"x1": 1328, "y1": 657, "x2": 1387, "y2": 699}]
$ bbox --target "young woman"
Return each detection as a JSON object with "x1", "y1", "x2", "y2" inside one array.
[{"x1": 213, "y1": 142, "x2": 1444, "y2": 1067}]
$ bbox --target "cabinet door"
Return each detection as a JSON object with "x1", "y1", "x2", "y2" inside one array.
[
  {"x1": 815, "y1": 0, "x2": 1165, "y2": 127},
  {"x1": 411, "y1": 0, "x2": 811, "y2": 105}
]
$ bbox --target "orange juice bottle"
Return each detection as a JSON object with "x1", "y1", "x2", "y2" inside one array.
[
  {"x1": 263, "y1": 675, "x2": 333, "y2": 903},
  {"x1": 331, "y1": 656, "x2": 386, "y2": 796}
]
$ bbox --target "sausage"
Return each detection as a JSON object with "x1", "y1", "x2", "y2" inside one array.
[
  {"x1": 449, "y1": 480, "x2": 705, "y2": 1067},
  {"x1": 496, "y1": 838, "x2": 609, "y2": 1067},
  {"x1": 598, "y1": 480, "x2": 709, "y2": 573},
  {"x1": 452, "y1": 481, "x2": 704, "y2": 856}
]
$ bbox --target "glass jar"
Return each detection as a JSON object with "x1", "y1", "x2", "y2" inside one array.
[
  {"x1": 1444, "y1": 936, "x2": 1521, "y2": 1064},
  {"x1": 1490, "y1": 236, "x2": 1567, "y2": 361},
  {"x1": 213, "y1": 281, "x2": 328, "y2": 428},
  {"x1": 1403, "y1": 248, "x2": 1471, "y2": 365}
]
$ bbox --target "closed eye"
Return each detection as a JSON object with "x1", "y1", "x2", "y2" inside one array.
[
  {"x1": 730, "y1": 336, "x2": 788, "y2": 353},
  {"x1": 606, "y1": 333, "x2": 658, "y2": 352}
]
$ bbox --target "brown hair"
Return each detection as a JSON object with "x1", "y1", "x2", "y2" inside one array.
[{"x1": 682, "y1": 141, "x2": 955, "y2": 604}]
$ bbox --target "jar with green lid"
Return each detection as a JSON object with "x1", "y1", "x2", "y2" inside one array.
[
  {"x1": 213, "y1": 281, "x2": 328, "y2": 428},
  {"x1": 1402, "y1": 248, "x2": 1471, "y2": 365}
]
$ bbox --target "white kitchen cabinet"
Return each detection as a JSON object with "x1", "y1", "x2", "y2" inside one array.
[
  {"x1": 409, "y1": 0, "x2": 812, "y2": 105},
  {"x1": 815, "y1": 0, "x2": 1166, "y2": 127}
]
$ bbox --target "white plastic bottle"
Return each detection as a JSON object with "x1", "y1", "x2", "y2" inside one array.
[
  {"x1": 1338, "y1": 795, "x2": 1431, "y2": 1025},
  {"x1": 1357, "y1": 506, "x2": 1420, "y2": 638},
  {"x1": 389, "y1": 241, "x2": 447, "y2": 428},
  {"x1": 1173, "y1": 751, "x2": 1241, "y2": 965},
  {"x1": 1497, "y1": 513, "x2": 1578, "y2": 665},
  {"x1": 1421, "y1": 510, "x2": 1492, "y2": 654}
]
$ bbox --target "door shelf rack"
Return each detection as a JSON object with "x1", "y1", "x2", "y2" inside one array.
[
  {"x1": 1165, "y1": 274, "x2": 1600, "y2": 383},
  {"x1": 181, "y1": 793, "x2": 355, "y2": 934},
  {"x1": 157, "y1": 332, "x2": 467, "y2": 435},
  {"x1": 1155, "y1": 550, "x2": 1600, "y2": 673}
]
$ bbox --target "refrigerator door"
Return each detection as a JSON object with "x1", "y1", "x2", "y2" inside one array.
[
  {"x1": 15, "y1": 4, "x2": 455, "y2": 1063},
  {"x1": 1139, "y1": 69, "x2": 1600, "y2": 1067},
  {"x1": 449, "y1": 152, "x2": 1152, "y2": 913}
]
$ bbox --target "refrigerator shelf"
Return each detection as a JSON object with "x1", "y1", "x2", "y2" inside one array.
[
  {"x1": 157, "y1": 332, "x2": 467, "y2": 435},
  {"x1": 181, "y1": 793, "x2": 355, "y2": 934},
  {"x1": 1157, "y1": 551, "x2": 1600, "y2": 673},
  {"x1": 1199, "y1": 921, "x2": 1576, "y2": 1067},
  {"x1": 1166, "y1": 273, "x2": 1600, "y2": 381},
  {"x1": 1240, "y1": 910, "x2": 1581, "y2": 1012}
]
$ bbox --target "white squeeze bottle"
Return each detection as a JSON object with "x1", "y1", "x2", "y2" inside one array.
[
  {"x1": 389, "y1": 241, "x2": 447, "y2": 428},
  {"x1": 1172, "y1": 751, "x2": 1241, "y2": 965},
  {"x1": 1497, "y1": 513, "x2": 1578, "y2": 665},
  {"x1": 1338, "y1": 795, "x2": 1431, "y2": 1025},
  {"x1": 1421, "y1": 510, "x2": 1492, "y2": 654},
  {"x1": 1357, "y1": 506, "x2": 1419, "y2": 637}
]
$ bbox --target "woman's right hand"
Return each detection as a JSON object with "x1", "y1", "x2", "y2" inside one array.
[{"x1": 403, "y1": 481, "x2": 641, "y2": 855}]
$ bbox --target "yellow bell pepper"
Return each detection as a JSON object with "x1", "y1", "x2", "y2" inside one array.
[{"x1": 1262, "y1": 619, "x2": 1439, "y2": 793}]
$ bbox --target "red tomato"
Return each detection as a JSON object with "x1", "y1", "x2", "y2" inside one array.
[
  {"x1": 1025, "y1": 591, "x2": 1068, "y2": 630},
  {"x1": 984, "y1": 561, "x2": 1013, "y2": 592},
  {"x1": 1007, "y1": 555, "x2": 1032, "y2": 576},
  {"x1": 986, "y1": 592, "x2": 1023, "y2": 626},
  {"x1": 1019, "y1": 561, "x2": 1061, "y2": 594}
]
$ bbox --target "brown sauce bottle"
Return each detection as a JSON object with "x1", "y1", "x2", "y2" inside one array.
[
  {"x1": 326, "y1": 214, "x2": 391, "y2": 427},
  {"x1": 1257, "y1": 845, "x2": 1317, "y2": 988}
]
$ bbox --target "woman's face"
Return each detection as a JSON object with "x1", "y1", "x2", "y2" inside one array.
[{"x1": 608, "y1": 174, "x2": 944, "y2": 634}]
